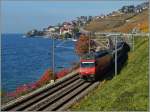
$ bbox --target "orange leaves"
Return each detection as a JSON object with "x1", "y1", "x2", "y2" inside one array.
[
  {"x1": 6, "y1": 68, "x2": 71, "y2": 98},
  {"x1": 7, "y1": 69, "x2": 54, "y2": 97},
  {"x1": 36, "y1": 69, "x2": 53, "y2": 87},
  {"x1": 7, "y1": 84, "x2": 31, "y2": 97},
  {"x1": 56, "y1": 68, "x2": 70, "y2": 79},
  {"x1": 138, "y1": 21, "x2": 149, "y2": 32},
  {"x1": 75, "y1": 35, "x2": 97, "y2": 56},
  {"x1": 75, "y1": 35, "x2": 89, "y2": 56},
  {"x1": 15, "y1": 84, "x2": 29, "y2": 95}
]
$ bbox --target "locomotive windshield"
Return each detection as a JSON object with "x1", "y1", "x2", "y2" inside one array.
[{"x1": 81, "y1": 62, "x2": 95, "y2": 68}]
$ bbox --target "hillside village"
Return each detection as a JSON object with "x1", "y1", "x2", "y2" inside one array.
[{"x1": 26, "y1": 2, "x2": 149, "y2": 38}]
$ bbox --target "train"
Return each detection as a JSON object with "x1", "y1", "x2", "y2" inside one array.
[{"x1": 79, "y1": 41, "x2": 130, "y2": 81}]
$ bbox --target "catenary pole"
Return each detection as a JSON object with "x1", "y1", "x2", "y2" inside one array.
[
  {"x1": 132, "y1": 34, "x2": 134, "y2": 52},
  {"x1": 51, "y1": 33, "x2": 55, "y2": 83},
  {"x1": 115, "y1": 35, "x2": 117, "y2": 76},
  {"x1": 89, "y1": 32, "x2": 91, "y2": 53}
]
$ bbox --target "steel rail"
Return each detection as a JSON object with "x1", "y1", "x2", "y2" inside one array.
[
  {"x1": 11, "y1": 75, "x2": 79, "y2": 111},
  {"x1": 26, "y1": 79, "x2": 84, "y2": 111},
  {"x1": 1, "y1": 70, "x2": 78, "y2": 111}
]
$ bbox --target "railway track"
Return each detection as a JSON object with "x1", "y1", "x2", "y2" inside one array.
[{"x1": 1, "y1": 72, "x2": 100, "y2": 111}]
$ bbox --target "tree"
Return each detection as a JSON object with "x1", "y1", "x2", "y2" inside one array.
[
  {"x1": 72, "y1": 27, "x2": 79, "y2": 34},
  {"x1": 65, "y1": 33, "x2": 72, "y2": 39},
  {"x1": 72, "y1": 27, "x2": 79, "y2": 38},
  {"x1": 75, "y1": 34, "x2": 96, "y2": 56}
]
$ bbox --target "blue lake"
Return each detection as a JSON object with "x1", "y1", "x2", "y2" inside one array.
[{"x1": 1, "y1": 34, "x2": 79, "y2": 92}]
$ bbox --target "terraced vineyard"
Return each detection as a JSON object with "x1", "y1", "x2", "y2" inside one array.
[{"x1": 85, "y1": 10, "x2": 148, "y2": 33}]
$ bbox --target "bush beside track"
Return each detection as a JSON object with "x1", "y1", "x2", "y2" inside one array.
[{"x1": 70, "y1": 37, "x2": 148, "y2": 111}]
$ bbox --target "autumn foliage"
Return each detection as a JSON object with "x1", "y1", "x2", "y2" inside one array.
[
  {"x1": 138, "y1": 21, "x2": 149, "y2": 32},
  {"x1": 7, "y1": 68, "x2": 72, "y2": 97},
  {"x1": 75, "y1": 35, "x2": 96, "y2": 56},
  {"x1": 7, "y1": 83, "x2": 38, "y2": 97},
  {"x1": 56, "y1": 69, "x2": 70, "y2": 79},
  {"x1": 7, "y1": 69, "x2": 54, "y2": 97},
  {"x1": 36, "y1": 69, "x2": 54, "y2": 87}
]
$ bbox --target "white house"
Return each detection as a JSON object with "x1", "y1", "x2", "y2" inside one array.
[{"x1": 60, "y1": 22, "x2": 74, "y2": 35}]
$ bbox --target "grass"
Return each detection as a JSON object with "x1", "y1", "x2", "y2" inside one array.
[{"x1": 70, "y1": 37, "x2": 149, "y2": 111}]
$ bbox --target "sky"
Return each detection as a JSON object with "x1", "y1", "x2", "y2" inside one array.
[{"x1": 1, "y1": 0, "x2": 147, "y2": 33}]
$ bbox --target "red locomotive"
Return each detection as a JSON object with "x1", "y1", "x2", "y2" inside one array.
[
  {"x1": 79, "y1": 42, "x2": 130, "y2": 81},
  {"x1": 79, "y1": 50, "x2": 113, "y2": 81}
]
